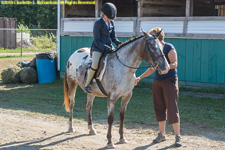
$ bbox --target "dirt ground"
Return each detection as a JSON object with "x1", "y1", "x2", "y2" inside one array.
[{"x1": 0, "y1": 108, "x2": 224, "y2": 150}]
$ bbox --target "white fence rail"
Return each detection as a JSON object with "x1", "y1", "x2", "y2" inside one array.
[{"x1": 61, "y1": 17, "x2": 225, "y2": 39}]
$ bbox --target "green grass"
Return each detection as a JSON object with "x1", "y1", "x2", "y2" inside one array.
[
  {"x1": 0, "y1": 47, "x2": 55, "y2": 53},
  {"x1": 0, "y1": 55, "x2": 36, "y2": 59},
  {"x1": 179, "y1": 86, "x2": 225, "y2": 94},
  {"x1": 0, "y1": 79, "x2": 224, "y2": 131},
  {"x1": 137, "y1": 80, "x2": 225, "y2": 94}
]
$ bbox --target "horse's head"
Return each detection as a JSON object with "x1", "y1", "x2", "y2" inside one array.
[{"x1": 141, "y1": 29, "x2": 170, "y2": 75}]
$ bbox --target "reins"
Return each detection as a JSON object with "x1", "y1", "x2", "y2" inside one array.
[
  {"x1": 114, "y1": 36, "x2": 162, "y2": 69},
  {"x1": 115, "y1": 51, "x2": 153, "y2": 69}
]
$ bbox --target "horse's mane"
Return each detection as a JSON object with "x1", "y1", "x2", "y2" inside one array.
[{"x1": 116, "y1": 34, "x2": 144, "y2": 51}]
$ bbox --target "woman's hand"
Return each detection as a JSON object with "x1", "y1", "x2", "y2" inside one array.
[{"x1": 135, "y1": 77, "x2": 141, "y2": 86}]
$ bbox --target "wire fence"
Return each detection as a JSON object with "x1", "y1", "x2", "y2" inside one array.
[{"x1": 0, "y1": 28, "x2": 57, "y2": 56}]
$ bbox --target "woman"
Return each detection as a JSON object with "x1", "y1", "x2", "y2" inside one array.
[
  {"x1": 85, "y1": 2, "x2": 122, "y2": 93},
  {"x1": 135, "y1": 27, "x2": 182, "y2": 147}
]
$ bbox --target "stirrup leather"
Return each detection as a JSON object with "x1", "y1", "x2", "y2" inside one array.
[{"x1": 90, "y1": 67, "x2": 97, "y2": 71}]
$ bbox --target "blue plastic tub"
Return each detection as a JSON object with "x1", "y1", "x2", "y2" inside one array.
[{"x1": 36, "y1": 53, "x2": 56, "y2": 84}]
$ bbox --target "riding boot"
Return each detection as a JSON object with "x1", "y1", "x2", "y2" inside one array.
[{"x1": 85, "y1": 68, "x2": 96, "y2": 93}]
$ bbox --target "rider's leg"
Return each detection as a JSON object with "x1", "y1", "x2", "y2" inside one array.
[{"x1": 85, "y1": 51, "x2": 102, "y2": 93}]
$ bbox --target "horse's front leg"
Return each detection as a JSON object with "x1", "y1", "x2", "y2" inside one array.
[
  {"x1": 119, "y1": 93, "x2": 132, "y2": 144},
  {"x1": 85, "y1": 94, "x2": 97, "y2": 135},
  {"x1": 107, "y1": 97, "x2": 117, "y2": 149}
]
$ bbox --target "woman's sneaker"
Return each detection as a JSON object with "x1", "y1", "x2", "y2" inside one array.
[
  {"x1": 153, "y1": 133, "x2": 166, "y2": 143},
  {"x1": 175, "y1": 135, "x2": 182, "y2": 147}
]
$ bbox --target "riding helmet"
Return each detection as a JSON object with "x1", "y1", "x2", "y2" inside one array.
[{"x1": 101, "y1": 2, "x2": 117, "y2": 20}]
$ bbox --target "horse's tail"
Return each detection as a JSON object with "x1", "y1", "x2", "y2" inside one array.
[{"x1": 63, "y1": 71, "x2": 70, "y2": 112}]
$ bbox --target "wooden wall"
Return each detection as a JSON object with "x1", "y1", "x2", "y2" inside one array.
[
  {"x1": 64, "y1": 4, "x2": 95, "y2": 17},
  {"x1": 102, "y1": 0, "x2": 137, "y2": 17},
  {"x1": 193, "y1": 0, "x2": 216, "y2": 16},
  {"x1": 63, "y1": 0, "x2": 224, "y2": 18},
  {"x1": 64, "y1": 0, "x2": 137, "y2": 18},
  {"x1": 0, "y1": 18, "x2": 17, "y2": 49},
  {"x1": 141, "y1": 0, "x2": 186, "y2": 17},
  {"x1": 216, "y1": 5, "x2": 225, "y2": 16}
]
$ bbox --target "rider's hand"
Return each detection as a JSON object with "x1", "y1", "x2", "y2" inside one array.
[
  {"x1": 105, "y1": 45, "x2": 114, "y2": 53},
  {"x1": 135, "y1": 77, "x2": 141, "y2": 86}
]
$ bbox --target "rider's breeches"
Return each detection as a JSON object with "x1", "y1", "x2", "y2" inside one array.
[{"x1": 85, "y1": 51, "x2": 102, "y2": 87}]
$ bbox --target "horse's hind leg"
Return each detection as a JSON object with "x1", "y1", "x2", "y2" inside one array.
[
  {"x1": 119, "y1": 93, "x2": 132, "y2": 144},
  {"x1": 85, "y1": 94, "x2": 97, "y2": 135},
  {"x1": 68, "y1": 80, "x2": 78, "y2": 132}
]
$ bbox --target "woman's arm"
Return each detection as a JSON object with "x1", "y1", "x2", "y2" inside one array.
[
  {"x1": 135, "y1": 67, "x2": 156, "y2": 85},
  {"x1": 168, "y1": 49, "x2": 178, "y2": 69}
]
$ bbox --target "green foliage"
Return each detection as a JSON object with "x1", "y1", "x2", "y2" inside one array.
[
  {"x1": 0, "y1": 4, "x2": 57, "y2": 29},
  {"x1": 17, "y1": 23, "x2": 30, "y2": 34},
  {"x1": 31, "y1": 33, "x2": 56, "y2": 49}
]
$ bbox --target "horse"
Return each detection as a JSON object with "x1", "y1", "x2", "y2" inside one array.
[{"x1": 63, "y1": 29, "x2": 170, "y2": 149}]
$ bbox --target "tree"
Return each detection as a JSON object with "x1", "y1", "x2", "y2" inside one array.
[{"x1": 0, "y1": 1, "x2": 57, "y2": 29}]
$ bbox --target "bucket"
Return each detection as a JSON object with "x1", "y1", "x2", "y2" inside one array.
[{"x1": 36, "y1": 52, "x2": 56, "y2": 84}]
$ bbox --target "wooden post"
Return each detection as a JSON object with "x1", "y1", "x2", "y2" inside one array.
[
  {"x1": 99, "y1": 0, "x2": 102, "y2": 17},
  {"x1": 62, "y1": 4, "x2": 65, "y2": 18},
  {"x1": 190, "y1": 0, "x2": 194, "y2": 16},
  {"x1": 95, "y1": 0, "x2": 99, "y2": 18},
  {"x1": 186, "y1": 0, "x2": 191, "y2": 17},
  {"x1": 136, "y1": 0, "x2": 142, "y2": 35}
]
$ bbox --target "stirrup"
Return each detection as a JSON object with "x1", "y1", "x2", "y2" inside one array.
[{"x1": 85, "y1": 85, "x2": 92, "y2": 93}]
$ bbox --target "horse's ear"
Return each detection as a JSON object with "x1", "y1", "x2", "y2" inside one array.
[
  {"x1": 156, "y1": 29, "x2": 163, "y2": 38},
  {"x1": 141, "y1": 28, "x2": 148, "y2": 38}
]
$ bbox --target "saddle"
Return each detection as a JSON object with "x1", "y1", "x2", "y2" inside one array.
[{"x1": 94, "y1": 52, "x2": 108, "y2": 79}]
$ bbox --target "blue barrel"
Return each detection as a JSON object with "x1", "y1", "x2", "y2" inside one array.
[{"x1": 36, "y1": 53, "x2": 56, "y2": 84}]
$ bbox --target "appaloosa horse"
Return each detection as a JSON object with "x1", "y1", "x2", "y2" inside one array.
[{"x1": 63, "y1": 29, "x2": 170, "y2": 148}]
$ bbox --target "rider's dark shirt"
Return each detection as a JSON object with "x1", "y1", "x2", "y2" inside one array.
[
  {"x1": 91, "y1": 17, "x2": 121, "y2": 54},
  {"x1": 154, "y1": 43, "x2": 178, "y2": 80}
]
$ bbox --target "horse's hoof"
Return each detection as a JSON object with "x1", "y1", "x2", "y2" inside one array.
[
  {"x1": 89, "y1": 129, "x2": 97, "y2": 135},
  {"x1": 107, "y1": 143, "x2": 116, "y2": 149},
  {"x1": 68, "y1": 128, "x2": 74, "y2": 133},
  {"x1": 119, "y1": 138, "x2": 128, "y2": 144}
]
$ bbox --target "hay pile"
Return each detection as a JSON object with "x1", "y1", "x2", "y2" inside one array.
[
  {"x1": 1, "y1": 57, "x2": 38, "y2": 84},
  {"x1": 20, "y1": 67, "x2": 37, "y2": 84},
  {"x1": 1, "y1": 66, "x2": 21, "y2": 84}
]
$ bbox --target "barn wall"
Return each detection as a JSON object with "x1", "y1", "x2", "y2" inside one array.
[
  {"x1": 141, "y1": 0, "x2": 186, "y2": 17},
  {"x1": 102, "y1": 0, "x2": 137, "y2": 17},
  {"x1": 194, "y1": 0, "x2": 216, "y2": 16},
  {"x1": 60, "y1": 36, "x2": 225, "y2": 87},
  {"x1": 64, "y1": 4, "x2": 95, "y2": 17}
]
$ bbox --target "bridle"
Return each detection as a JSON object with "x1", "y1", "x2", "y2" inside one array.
[
  {"x1": 144, "y1": 36, "x2": 165, "y2": 68},
  {"x1": 115, "y1": 35, "x2": 164, "y2": 69}
]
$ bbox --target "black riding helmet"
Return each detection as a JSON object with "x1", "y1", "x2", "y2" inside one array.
[{"x1": 101, "y1": 2, "x2": 117, "y2": 20}]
